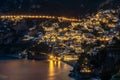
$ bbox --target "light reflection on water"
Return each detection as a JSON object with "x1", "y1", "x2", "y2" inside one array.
[
  {"x1": 49, "y1": 60, "x2": 55, "y2": 77},
  {"x1": 48, "y1": 60, "x2": 69, "y2": 80}
]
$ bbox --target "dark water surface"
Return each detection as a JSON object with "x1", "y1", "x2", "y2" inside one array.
[{"x1": 0, "y1": 60, "x2": 73, "y2": 80}]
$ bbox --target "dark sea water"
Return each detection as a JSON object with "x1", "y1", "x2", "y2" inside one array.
[{"x1": 0, "y1": 59, "x2": 74, "y2": 80}]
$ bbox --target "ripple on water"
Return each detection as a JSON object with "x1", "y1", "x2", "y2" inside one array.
[{"x1": 0, "y1": 75, "x2": 8, "y2": 80}]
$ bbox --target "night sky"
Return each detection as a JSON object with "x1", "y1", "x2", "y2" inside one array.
[{"x1": 0, "y1": 0, "x2": 119, "y2": 17}]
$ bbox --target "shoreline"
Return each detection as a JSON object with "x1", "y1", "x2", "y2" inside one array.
[{"x1": 62, "y1": 60, "x2": 77, "y2": 67}]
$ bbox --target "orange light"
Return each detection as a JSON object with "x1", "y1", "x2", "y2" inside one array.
[
  {"x1": 49, "y1": 55, "x2": 54, "y2": 59},
  {"x1": 0, "y1": 15, "x2": 80, "y2": 22}
]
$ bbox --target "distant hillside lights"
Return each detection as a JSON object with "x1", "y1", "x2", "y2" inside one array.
[{"x1": 6, "y1": 9, "x2": 119, "y2": 56}]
